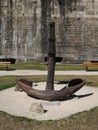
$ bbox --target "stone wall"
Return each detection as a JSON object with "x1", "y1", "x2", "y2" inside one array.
[
  {"x1": 63, "y1": 0, "x2": 98, "y2": 63},
  {"x1": 0, "y1": 0, "x2": 98, "y2": 63},
  {"x1": 0, "y1": 0, "x2": 42, "y2": 62}
]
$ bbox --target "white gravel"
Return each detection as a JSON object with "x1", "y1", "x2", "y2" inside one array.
[
  {"x1": 0, "y1": 70, "x2": 98, "y2": 76},
  {"x1": 0, "y1": 82, "x2": 98, "y2": 121}
]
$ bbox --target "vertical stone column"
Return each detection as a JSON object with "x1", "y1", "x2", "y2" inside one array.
[
  {"x1": 41, "y1": 0, "x2": 52, "y2": 56},
  {"x1": 46, "y1": 21, "x2": 56, "y2": 91},
  {"x1": 5, "y1": 0, "x2": 13, "y2": 56},
  {"x1": 0, "y1": 0, "x2": 2, "y2": 55}
]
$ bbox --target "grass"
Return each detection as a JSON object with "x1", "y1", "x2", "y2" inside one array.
[
  {"x1": 1, "y1": 62, "x2": 98, "y2": 71},
  {"x1": 0, "y1": 75, "x2": 98, "y2": 91},
  {"x1": 0, "y1": 106, "x2": 98, "y2": 130},
  {"x1": 0, "y1": 63, "x2": 87, "y2": 70},
  {"x1": 0, "y1": 63, "x2": 98, "y2": 129}
]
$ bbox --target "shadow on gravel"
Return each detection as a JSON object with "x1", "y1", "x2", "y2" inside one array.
[
  {"x1": 62, "y1": 93, "x2": 94, "y2": 101},
  {"x1": 86, "y1": 70, "x2": 98, "y2": 72},
  {"x1": 0, "y1": 68, "x2": 16, "y2": 71}
]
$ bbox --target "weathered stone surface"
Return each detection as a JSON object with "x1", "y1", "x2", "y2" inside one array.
[
  {"x1": 14, "y1": 84, "x2": 23, "y2": 92},
  {"x1": 0, "y1": 0, "x2": 98, "y2": 63},
  {"x1": 29, "y1": 102, "x2": 44, "y2": 114}
]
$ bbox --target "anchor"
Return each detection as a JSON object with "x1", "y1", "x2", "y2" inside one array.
[{"x1": 16, "y1": 21, "x2": 85, "y2": 101}]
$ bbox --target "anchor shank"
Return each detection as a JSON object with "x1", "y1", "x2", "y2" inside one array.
[{"x1": 46, "y1": 21, "x2": 56, "y2": 91}]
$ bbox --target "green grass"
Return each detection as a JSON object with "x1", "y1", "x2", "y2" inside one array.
[
  {"x1": 0, "y1": 75, "x2": 98, "y2": 91},
  {"x1": 0, "y1": 106, "x2": 98, "y2": 130},
  {"x1": 0, "y1": 63, "x2": 85, "y2": 70},
  {"x1": 1, "y1": 62, "x2": 98, "y2": 71}
]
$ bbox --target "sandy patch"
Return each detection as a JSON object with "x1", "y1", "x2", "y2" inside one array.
[{"x1": 0, "y1": 82, "x2": 98, "y2": 121}]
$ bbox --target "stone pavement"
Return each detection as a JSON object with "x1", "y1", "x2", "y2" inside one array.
[{"x1": 0, "y1": 70, "x2": 98, "y2": 76}]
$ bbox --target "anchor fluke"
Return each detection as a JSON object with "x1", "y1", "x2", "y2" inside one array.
[{"x1": 16, "y1": 78, "x2": 85, "y2": 101}]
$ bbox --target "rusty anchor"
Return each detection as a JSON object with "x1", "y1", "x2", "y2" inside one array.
[{"x1": 16, "y1": 21, "x2": 85, "y2": 101}]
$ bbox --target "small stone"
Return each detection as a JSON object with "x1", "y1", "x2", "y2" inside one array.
[
  {"x1": 14, "y1": 84, "x2": 23, "y2": 91},
  {"x1": 29, "y1": 102, "x2": 44, "y2": 114}
]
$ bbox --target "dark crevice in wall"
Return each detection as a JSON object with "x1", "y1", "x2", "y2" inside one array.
[
  {"x1": 41, "y1": 0, "x2": 51, "y2": 55},
  {"x1": 10, "y1": 0, "x2": 13, "y2": 8},
  {"x1": 0, "y1": 0, "x2": 2, "y2": 54},
  {"x1": 33, "y1": 7, "x2": 37, "y2": 37},
  {"x1": 58, "y1": 0, "x2": 65, "y2": 15},
  {"x1": 5, "y1": 0, "x2": 13, "y2": 52}
]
